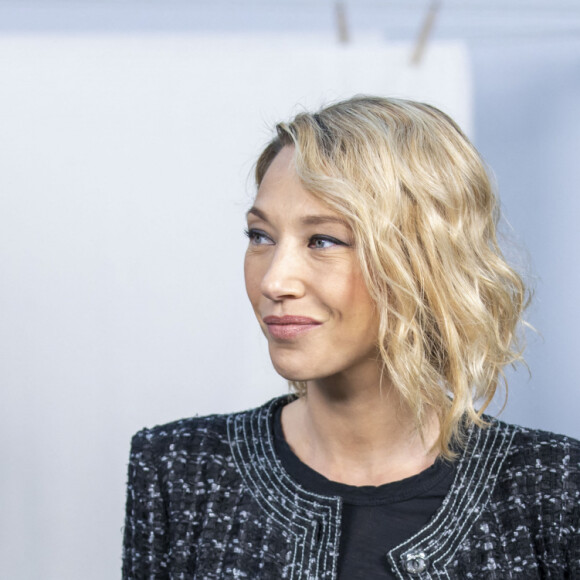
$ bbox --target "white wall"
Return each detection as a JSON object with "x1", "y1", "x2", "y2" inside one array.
[
  {"x1": 0, "y1": 35, "x2": 471, "y2": 579},
  {"x1": 471, "y1": 39, "x2": 580, "y2": 434}
]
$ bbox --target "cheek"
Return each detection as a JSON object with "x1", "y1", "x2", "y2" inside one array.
[
  {"x1": 244, "y1": 253, "x2": 262, "y2": 307},
  {"x1": 341, "y1": 269, "x2": 378, "y2": 329},
  {"x1": 328, "y1": 263, "x2": 367, "y2": 304}
]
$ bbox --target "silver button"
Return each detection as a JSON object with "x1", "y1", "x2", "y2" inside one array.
[{"x1": 405, "y1": 552, "x2": 428, "y2": 574}]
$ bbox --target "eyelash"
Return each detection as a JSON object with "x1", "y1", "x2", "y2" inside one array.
[
  {"x1": 244, "y1": 228, "x2": 348, "y2": 249},
  {"x1": 244, "y1": 229, "x2": 273, "y2": 245}
]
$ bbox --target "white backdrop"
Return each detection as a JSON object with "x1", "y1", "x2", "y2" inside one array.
[{"x1": 0, "y1": 36, "x2": 471, "y2": 579}]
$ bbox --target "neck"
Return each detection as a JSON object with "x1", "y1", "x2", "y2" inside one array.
[{"x1": 281, "y1": 374, "x2": 440, "y2": 486}]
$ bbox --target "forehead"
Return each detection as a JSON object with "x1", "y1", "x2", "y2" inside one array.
[{"x1": 253, "y1": 146, "x2": 337, "y2": 219}]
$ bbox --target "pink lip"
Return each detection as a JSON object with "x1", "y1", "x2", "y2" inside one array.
[{"x1": 262, "y1": 315, "x2": 322, "y2": 340}]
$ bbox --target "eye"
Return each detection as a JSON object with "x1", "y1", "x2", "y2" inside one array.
[
  {"x1": 244, "y1": 228, "x2": 274, "y2": 246},
  {"x1": 308, "y1": 235, "x2": 346, "y2": 249}
]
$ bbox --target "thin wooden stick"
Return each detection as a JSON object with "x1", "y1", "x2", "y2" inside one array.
[
  {"x1": 411, "y1": 0, "x2": 442, "y2": 65},
  {"x1": 335, "y1": 1, "x2": 350, "y2": 44}
]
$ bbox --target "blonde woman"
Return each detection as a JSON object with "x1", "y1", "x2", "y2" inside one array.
[{"x1": 123, "y1": 96, "x2": 580, "y2": 579}]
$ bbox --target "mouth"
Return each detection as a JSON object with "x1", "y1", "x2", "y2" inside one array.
[{"x1": 262, "y1": 315, "x2": 322, "y2": 340}]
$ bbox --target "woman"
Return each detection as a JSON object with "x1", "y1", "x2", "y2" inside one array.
[{"x1": 123, "y1": 96, "x2": 580, "y2": 579}]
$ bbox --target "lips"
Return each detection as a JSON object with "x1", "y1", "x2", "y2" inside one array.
[{"x1": 262, "y1": 315, "x2": 322, "y2": 340}]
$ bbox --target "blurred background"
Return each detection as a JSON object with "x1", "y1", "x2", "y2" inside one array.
[{"x1": 1, "y1": 1, "x2": 579, "y2": 578}]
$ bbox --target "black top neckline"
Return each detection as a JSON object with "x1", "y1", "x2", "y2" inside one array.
[{"x1": 272, "y1": 403, "x2": 455, "y2": 506}]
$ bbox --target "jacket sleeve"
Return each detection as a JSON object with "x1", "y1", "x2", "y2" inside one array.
[
  {"x1": 568, "y1": 521, "x2": 580, "y2": 579},
  {"x1": 122, "y1": 429, "x2": 169, "y2": 579},
  {"x1": 565, "y1": 443, "x2": 580, "y2": 578}
]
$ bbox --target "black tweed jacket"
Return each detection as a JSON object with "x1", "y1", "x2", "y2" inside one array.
[{"x1": 122, "y1": 396, "x2": 580, "y2": 579}]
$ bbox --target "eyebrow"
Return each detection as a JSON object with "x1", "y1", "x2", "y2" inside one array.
[{"x1": 246, "y1": 206, "x2": 349, "y2": 227}]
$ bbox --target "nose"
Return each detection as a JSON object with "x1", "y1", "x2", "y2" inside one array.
[{"x1": 260, "y1": 244, "x2": 306, "y2": 302}]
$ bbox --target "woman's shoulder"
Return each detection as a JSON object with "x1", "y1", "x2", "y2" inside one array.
[
  {"x1": 128, "y1": 395, "x2": 285, "y2": 457},
  {"x1": 496, "y1": 418, "x2": 580, "y2": 465},
  {"x1": 129, "y1": 412, "x2": 227, "y2": 456},
  {"x1": 484, "y1": 416, "x2": 580, "y2": 492},
  {"x1": 510, "y1": 420, "x2": 580, "y2": 448}
]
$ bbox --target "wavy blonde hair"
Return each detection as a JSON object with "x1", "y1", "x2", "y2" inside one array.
[{"x1": 255, "y1": 96, "x2": 529, "y2": 459}]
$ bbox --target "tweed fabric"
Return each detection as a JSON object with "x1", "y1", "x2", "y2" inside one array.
[{"x1": 123, "y1": 396, "x2": 580, "y2": 579}]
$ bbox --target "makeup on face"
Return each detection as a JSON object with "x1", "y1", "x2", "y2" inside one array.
[{"x1": 244, "y1": 146, "x2": 379, "y2": 384}]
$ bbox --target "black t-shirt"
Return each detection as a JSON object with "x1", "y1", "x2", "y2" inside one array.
[{"x1": 272, "y1": 405, "x2": 455, "y2": 579}]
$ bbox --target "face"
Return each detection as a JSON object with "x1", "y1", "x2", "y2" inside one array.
[{"x1": 244, "y1": 146, "x2": 380, "y2": 386}]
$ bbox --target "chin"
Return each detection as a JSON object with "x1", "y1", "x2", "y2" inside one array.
[
  {"x1": 269, "y1": 353, "x2": 316, "y2": 383},
  {"x1": 267, "y1": 344, "x2": 346, "y2": 383},
  {"x1": 271, "y1": 361, "x2": 310, "y2": 382}
]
